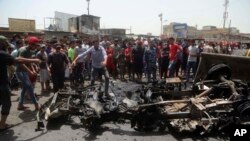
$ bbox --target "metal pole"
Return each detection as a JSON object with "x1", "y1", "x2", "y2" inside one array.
[
  {"x1": 228, "y1": 19, "x2": 231, "y2": 41},
  {"x1": 44, "y1": 17, "x2": 45, "y2": 30},
  {"x1": 161, "y1": 17, "x2": 162, "y2": 35},
  {"x1": 159, "y1": 13, "x2": 163, "y2": 36},
  {"x1": 87, "y1": 0, "x2": 90, "y2": 15},
  {"x1": 223, "y1": 0, "x2": 229, "y2": 29}
]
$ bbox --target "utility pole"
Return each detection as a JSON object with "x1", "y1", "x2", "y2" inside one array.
[
  {"x1": 44, "y1": 17, "x2": 45, "y2": 30},
  {"x1": 195, "y1": 24, "x2": 198, "y2": 38},
  {"x1": 86, "y1": 0, "x2": 90, "y2": 15},
  {"x1": 125, "y1": 26, "x2": 132, "y2": 34},
  {"x1": 159, "y1": 13, "x2": 163, "y2": 35},
  {"x1": 223, "y1": 0, "x2": 229, "y2": 29},
  {"x1": 228, "y1": 19, "x2": 231, "y2": 41}
]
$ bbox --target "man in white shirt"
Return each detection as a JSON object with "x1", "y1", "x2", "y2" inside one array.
[
  {"x1": 73, "y1": 40, "x2": 87, "y2": 87},
  {"x1": 186, "y1": 40, "x2": 199, "y2": 82}
]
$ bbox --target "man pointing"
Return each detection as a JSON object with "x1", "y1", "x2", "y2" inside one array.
[{"x1": 72, "y1": 39, "x2": 109, "y2": 96}]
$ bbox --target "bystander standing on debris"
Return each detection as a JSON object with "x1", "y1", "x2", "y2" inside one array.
[{"x1": 72, "y1": 39, "x2": 110, "y2": 96}]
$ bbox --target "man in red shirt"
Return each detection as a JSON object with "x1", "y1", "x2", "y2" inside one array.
[
  {"x1": 167, "y1": 38, "x2": 182, "y2": 77},
  {"x1": 124, "y1": 42, "x2": 133, "y2": 80},
  {"x1": 105, "y1": 42, "x2": 115, "y2": 77}
]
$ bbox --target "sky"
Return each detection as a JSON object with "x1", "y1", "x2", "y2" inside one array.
[{"x1": 0, "y1": 0, "x2": 250, "y2": 35}]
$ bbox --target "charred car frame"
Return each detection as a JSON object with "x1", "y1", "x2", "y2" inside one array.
[{"x1": 36, "y1": 53, "x2": 250, "y2": 135}]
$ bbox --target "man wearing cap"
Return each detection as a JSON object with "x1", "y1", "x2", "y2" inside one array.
[
  {"x1": 0, "y1": 35, "x2": 40, "y2": 131},
  {"x1": 72, "y1": 39, "x2": 110, "y2": 96},
  {"x1": 16, "y1": 36, "x2": 41, "y2": 110},
  {"x1": 48, "y1": 44, "x2": 69, "y2": 93}
]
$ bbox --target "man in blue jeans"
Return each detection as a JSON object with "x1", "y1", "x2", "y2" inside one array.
[
  {"x1": 167, "y1": 38, "x2": 182, "y2": 77},
  {"x1": 186, "y1": 40, "x2": 199, "y2": 82},
  {"x1": 0, "y1": 35, "x2": 40, "y2": 131},
  {"x1": 16, "y1": 37, "x2": 41, "y2": 110}
]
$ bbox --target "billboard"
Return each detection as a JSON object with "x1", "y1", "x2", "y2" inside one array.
[
  {"x1": 173, "y1": 23, "x2": 187, "y2": 38},
  {"x1": 79, "y1": 15, "x2": 100, "y2": 34},
  {"x1": 9, "y1": 18, "x2": 36, "y2": 32}
]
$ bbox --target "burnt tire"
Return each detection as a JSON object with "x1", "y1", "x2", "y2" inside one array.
[
  {"x1": 236, "y1": 101, "x2": 250, "y2": 120},
  {"x1": 206, "y1": 64, "x2": 231, "y2": 81}
]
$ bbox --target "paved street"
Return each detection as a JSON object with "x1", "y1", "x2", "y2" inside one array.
[{"x1": 0, "y1": 82, "x2": 229, "y2": 141}]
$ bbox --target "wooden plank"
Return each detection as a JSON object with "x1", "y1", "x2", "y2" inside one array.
[
  {"x1": 166, "y1": 77, "x2": 181, "y2": 84},
  {"x1": 190, "y1": 98, "x2": 206, "y2": 111},
  {"x1": 163, "y1": 89, "x2": 206, "y2": 97}
]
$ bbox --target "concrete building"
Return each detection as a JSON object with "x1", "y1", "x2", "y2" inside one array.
[
  {"x1": 187, "y1": 26, "x2": 199, "y2": 39},
  {"x1": 8, "y1": 18, "x2": 36, "y2": 32},
  {"x1": 240, "y1": 33, "x2": 250, "y2": 38},
  {"x1": 54, "y1": 11, "x2": 78, "y2": 32},
  {"x1": 163, "y1": 22, "x2": 177, "y2": 37},
  {"x1": 229, "y1": 27, "x2": 240, "y2": 35},
  {"x1": 68, "y1": 14, "x2": 100, "y2": 35},
  {"x1": 202, "y1": 26, "x2": 217, "y2": 30},
  {"x1": 163, "y1": 23, "x2": 241, "y2": 41},
  {"x1": 100, "y1": 28, "x2": 126, "y2": 39},
  {"x1": 200, "y1": 26, "x2": 240, "y2": 41},
  {"x1": 163, "y1": 22, "x2": 197, "y2": 38}
]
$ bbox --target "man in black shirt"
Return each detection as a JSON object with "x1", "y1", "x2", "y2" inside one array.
[
  {"x1": 132, "y1": 41, "x2": 144, "y2": 81},
  {"x1": 48, "y1": 44, "x2": 69, "y2": 93},
  {"x1": 0, "y1": 35, "x2": 40, "y2": 131}
]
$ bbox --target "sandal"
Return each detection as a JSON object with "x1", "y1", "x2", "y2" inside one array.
[
  {"x1": 0, "y1": 124, "x2": 14, "y2": 132},
  {"x1": 11, "y1": 93, "x2": 18, "y2": 96},
  {"x1": 17, "y1": 106, "x2": 30, "y2": 111}
]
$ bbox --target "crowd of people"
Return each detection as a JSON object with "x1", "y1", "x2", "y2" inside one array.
[{"x1": 0, "y1": 33, "x2": 248, "y2": 131}]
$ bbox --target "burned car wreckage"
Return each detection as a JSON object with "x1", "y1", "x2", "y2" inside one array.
[{"x1": 36, "y1": 53, "x2": 250, "y2": 135}]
